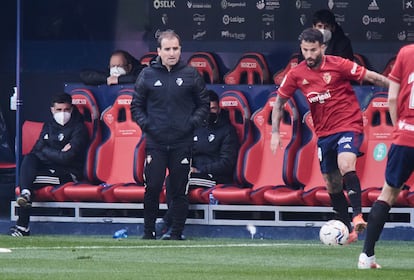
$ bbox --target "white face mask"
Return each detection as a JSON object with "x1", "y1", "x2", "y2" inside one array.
[
  {"x1": 110, "y1": 66, "x2": 127, "y2": 77},
  {"x1": 54, "y1": 111, "x2": 71, "y2": 126},
  {"x1": 317, "y1": 28, "x2": 332, "y2": 44}
]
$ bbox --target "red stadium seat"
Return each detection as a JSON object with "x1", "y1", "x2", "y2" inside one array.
[
  {"x1": 15, "y1": 121, "x2": 55, "y2": 202},
  {"x1": 264, "y1": 111, "x2": 325, "y2": 206},
  {"x1": 139, "y1": 51, "x2": 157, "y2": 66},
  {"x1": 213, "y1": 92, "x2": 301, "y2": 205},
  {"x1": 22, "y1": 121, "x2": 44, "y2": 155},
  {"x1": 70, "y1": 88, "x2": 102, "y2": 182},
  {"x1": 224, "y1": 52, "x2": 270, "y2": 85},
  {"x1": 187, "y1": 52, "x2": 221, "y2": 84},
  {"x1": 188, "y1": 90, "x2": 253, "y2": 203},
  {"x1": 273, "y1": 53, "x2": 300, "y2": 86},
  {"x1": 355, "y1": 93, "x2": 397, "y2": 206},
  {"x1": 52, "y1": 89, "x2": 103, "y2": 201},
  {"x1": 62, "y1": 89, "x2": 144, "y2": 202},
  {"x1": 97, "y1": 88, "x2": 146, "y2": 203},
  {"x1": 105, "y1": 136, "x2": 146, "y2": 203}
]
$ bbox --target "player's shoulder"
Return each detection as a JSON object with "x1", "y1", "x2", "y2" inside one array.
[
  {"x1": 288, "y1": 60, "x2": 307, "y2": 75},
  {"x1": 399, "y1": 44, "x2": 414, "y2": 56}
]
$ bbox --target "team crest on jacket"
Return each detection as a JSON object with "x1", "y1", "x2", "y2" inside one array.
[
  {"x1": 208, "y1": 133, "x2": 215, "y2": 142},
  {"x1": 58, "y1": 133, "x2": 64, "y2": 141},
  {"x1": 176, "y1": 78, "x2": 183, "y2": 86},
  {"x1": 323, "y1": 72, "x2": 331, "y2": 84}
]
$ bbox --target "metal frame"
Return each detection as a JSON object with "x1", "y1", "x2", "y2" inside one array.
[{"x1": 11, "y1": 201, "x2": 414, "y2": 228}]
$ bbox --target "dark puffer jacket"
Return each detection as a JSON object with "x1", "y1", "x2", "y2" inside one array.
[
  {"x1": 31, "y1": 107, "x2": 89, "y2": 179},
  {"x1": 131, "y1": 57, "x2": 209, "y2": 147},
  {"x1": 192, "y1": 110, "x2": 239, "y2": 183}
]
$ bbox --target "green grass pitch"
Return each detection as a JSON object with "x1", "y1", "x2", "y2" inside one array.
[{"x1": 0, "y1": 235, "x2": 413, "y2": 280}]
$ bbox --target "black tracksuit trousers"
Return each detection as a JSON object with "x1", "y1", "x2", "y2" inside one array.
[{"x1": 143, "y1": 144, "x2": 191, "y2": 237}]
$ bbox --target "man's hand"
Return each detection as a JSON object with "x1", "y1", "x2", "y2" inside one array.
[
  {"x1": 61, "y1": 143, "x2": 71, "y2": 152},
  {"x1": 270, "y1": 132, "x2": 282, "y2": 154},
  {"x1": 107, "y1": 76, "x2": 119, "y2": 85}
]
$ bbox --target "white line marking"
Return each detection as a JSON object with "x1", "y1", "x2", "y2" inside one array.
[
  {"x1": 0, "y1": 248, "x2": 12, "y2": 253},
  {"x1": 10, "y1": 243, "x2": 320, "y2": 250}
]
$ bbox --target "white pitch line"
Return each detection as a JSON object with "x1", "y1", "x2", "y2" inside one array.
[{"x1": 10, "y1": 243, "x2": 320, "y2": 250}]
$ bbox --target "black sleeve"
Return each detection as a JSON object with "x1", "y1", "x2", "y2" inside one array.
[
  {"x1": 80, "y1": 69, "x2": 108, "y2": 85},
  {"x1": 31, "y1": 124, "x2": 49, "y2": 154},
  {"x1": 117, "y1": 74, "x2": 139, "y2": 84},
  {"x1": 40, "y1": 123, "x2": 89, "y2": 165},
  {"x1": 130, "y1": 71, "x2": 149, "y2": 131},
  {"x1": 190, "y1": 69, "x2": 209, "y2": 128}
]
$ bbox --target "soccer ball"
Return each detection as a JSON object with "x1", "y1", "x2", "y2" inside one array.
[{"x1": 319, "y1": 220, "x2": 349, "y2": 246}]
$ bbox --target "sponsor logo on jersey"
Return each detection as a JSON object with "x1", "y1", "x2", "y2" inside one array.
[{"x1": 307, "y1": 91, "x2": 331, "y2": 104}]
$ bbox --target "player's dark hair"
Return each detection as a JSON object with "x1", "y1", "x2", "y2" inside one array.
[
  {"x1": 299, "y1": 28, "x2": 324, "y2": 45},
  {"x1": 110, "y1": 50, "x2": 139, "y2": 68},
  {"x1": 51, "y1": 93, "x2": 72, "y2": 107},
  {"x1": 208, "y1": 90, "x2": 219, "y2": 103},
  {"x1": 312, "y1": 9, "x2": 336, "y2": 26}
]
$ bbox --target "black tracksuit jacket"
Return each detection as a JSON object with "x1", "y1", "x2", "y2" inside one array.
[{"x1": 131, "y1": 57, "x2": 209, "y2": 147}]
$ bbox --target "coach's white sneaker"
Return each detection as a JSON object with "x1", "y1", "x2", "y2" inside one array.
[{"x1": 358, "y1": 253, "x2": 381, "y2": 269}]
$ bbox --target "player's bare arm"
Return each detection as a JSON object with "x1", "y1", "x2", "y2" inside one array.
[
  {"x1": 363, "y1": 70, "x2": 390, "y2": 88},
  {"x1": 270, "y1": 95, "x2": 289, "y2": 153}
]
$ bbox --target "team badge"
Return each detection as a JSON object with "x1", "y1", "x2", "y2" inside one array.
[
  {"x1": 58, "y1": 133, "x2": 64, "y2": 141},
  {"x1": 176, "y1": 78, "x2": 183, "y2": 86},
  {"x1": 146, "y1": 155, "x2": 152, "y2": 164},
  {"x1": 208, "y1": 133, "x2": 215, "y2": 142},
  {"x1": 323, "y1": 72, "x2": 331, "y2": 84}
]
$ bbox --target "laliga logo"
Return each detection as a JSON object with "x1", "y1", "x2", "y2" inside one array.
[{"x1": 117, "y1": 99, "x2": 132, "y2": 105}]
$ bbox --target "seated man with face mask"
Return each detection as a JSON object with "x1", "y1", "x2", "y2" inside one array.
[
  {"x1": 9, "y1": 93, "x2": 89, "y2": 237},
  {"x1": 80, "y1": 50, "x2": 145, "y2": 86},
  {"x1": 159, "y1": 90, "x2": 240, "y2": 239},
  {"x1": 189, "y1": 90, "x2": 240, "y2": 188}
]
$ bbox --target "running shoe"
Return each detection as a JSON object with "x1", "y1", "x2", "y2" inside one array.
[{"x1": 358, "y1": 253, "x2": 382, "y2": 269}]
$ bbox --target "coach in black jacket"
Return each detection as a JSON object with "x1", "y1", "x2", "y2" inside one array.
[
  {"x1": 10, "y1": 93, "x2": 89, "y2": 237},
  {"x1": 131, "y1": 30, "x2": 209, "y2": 240}
]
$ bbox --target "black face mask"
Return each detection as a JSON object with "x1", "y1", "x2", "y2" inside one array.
[{"x1": 208, "y1": 113, "x2": 219, "y2": 125}]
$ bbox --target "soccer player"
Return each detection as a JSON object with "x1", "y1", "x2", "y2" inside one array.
[
  {"x1": 270, "y1": 28, "x2": 389, "y2": 243},
  {"x1": 358, "y1": 44, "x2": 414, "y2": 269}
]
